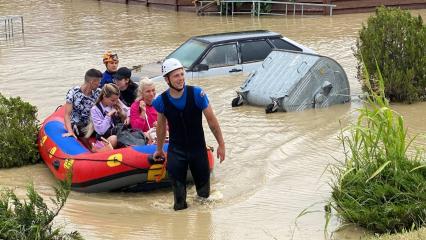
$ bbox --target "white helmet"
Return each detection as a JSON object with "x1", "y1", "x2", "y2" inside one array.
[{"x1": 162, "y1": 58, "x2": 183, "y2": 77}]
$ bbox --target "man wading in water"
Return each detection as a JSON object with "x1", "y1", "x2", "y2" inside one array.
[{"x1": 153, "y1": 58, "x2": 225, "y2": 211}]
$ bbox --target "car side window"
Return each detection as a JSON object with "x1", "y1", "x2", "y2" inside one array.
[
  {"x1": 270, "y1": 38, "x2": 302, "y2": 52},
  {"x1": 201, "y1": 44, "x2": 238, "y2": 68},
  {"x1": 240, "y1": 40, "x2": 272, "y2": 63}
]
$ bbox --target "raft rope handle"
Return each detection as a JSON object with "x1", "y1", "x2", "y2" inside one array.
[
  {"x1": 155, "y1": 157, "x2": 167, "y2": 183},
  {"x1": 45, "y1": 147, "x2": 170, "y2": 183},
  {"x1": 44, "y1": 145, "x2": 215, "y2": 183},
  {"x1": 54, "y1": 105, "x2": 63, "y2": 112},
  {"x1": 45, "y1": 147, "x2": 153, "y2": 172}
]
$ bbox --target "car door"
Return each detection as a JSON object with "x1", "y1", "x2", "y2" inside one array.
[
  {"x1": 192, "y1": 43, "x2": 242, "y2": 79},
  {"x1": 239, "y1": 39, "x2": 273, "y2": 74}
]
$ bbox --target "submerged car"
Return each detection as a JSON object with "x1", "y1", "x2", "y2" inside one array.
[{"x1": 133, "y1": 30, "x2": 315, "y2": 81}]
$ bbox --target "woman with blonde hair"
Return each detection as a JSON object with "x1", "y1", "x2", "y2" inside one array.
[
  {"x1": 130, "y1": 77, "x2": 158, "y2": 132},
  {"x1": 88, "y1": 83, "x2": 129, "y2": 149}
]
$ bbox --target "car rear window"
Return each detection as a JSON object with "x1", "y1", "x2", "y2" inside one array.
[
  {"x1": 240, "y1": 40, "x2": 272, "y2": 63},
  {"x1": 270, "y1": 38, "x2": 302, "y2": 52}
]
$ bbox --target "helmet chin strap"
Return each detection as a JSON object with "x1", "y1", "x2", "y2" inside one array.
[{"x1": 167, "y1": 80, "x2": 184, "y2": 92}]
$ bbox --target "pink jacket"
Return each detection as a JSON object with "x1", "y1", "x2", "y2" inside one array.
[{"x1": 130, "y1": 99, "x2": 158, "y2": 132}]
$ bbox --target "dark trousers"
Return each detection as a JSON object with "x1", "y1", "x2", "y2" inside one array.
[{"x1": 167, "y1": 145, "x2": 210, "y2": 210}]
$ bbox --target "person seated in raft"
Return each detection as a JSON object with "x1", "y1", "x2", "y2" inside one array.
[
  {"x1": 88, "y1": 83, "x2": 129, "y2": 149},
  {"x1": 113, "y1": 67, "x2": 138, "y2": 107},
  {"x1": 130, "y1": 77, "x2": 157, "y2": 131},
  {"x1": 100, "y1": 50, "x2": 119, "y2": 88},
  {"x1": 63, "y1": 68, "x2": 103, "y2": 139},
  {"x1": 129, "y1": 77, "x2": 160, "y2": 142}
]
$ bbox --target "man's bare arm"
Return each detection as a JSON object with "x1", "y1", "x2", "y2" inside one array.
[
  {"x1": 63, "y1": 103, "x2": 75, "y2": 137},
  {"x1": 203, "y1": 104, "x2": 225, "y2": 162},
  {"x1": 155, "y1": 112, "x2": 167, "y2": 152}
]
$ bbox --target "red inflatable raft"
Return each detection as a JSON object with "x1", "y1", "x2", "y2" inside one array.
[{"x1": 38, "y1": 106, "x2": 214, "y2": 192}]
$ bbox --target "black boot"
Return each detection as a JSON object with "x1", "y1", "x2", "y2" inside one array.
[
  {"x1": 196, "y1": 178, "x2": 210, "y2": 199},
  {"x1": 172, "y1": 179, "x2": 188, "y2": 211}
]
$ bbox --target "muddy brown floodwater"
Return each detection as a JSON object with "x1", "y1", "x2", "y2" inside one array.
[{"x1": 1, "y1": 1, "x2": 425, "y2": 239}]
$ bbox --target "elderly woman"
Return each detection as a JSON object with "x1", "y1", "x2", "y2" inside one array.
[{"x1": 130, "y1": 77, "x2": 157, "y2": 134}]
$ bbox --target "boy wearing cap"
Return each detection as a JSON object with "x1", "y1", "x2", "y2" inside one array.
[
  {"x1": 113, "y1": 67, "x2": 138, "y2": 107},
  {"x1": 100, "y1": 50, "x2": 119, "y2": 88},
  {"x1": 153, "y1": 58, "x2": 225, "y2": 211}
]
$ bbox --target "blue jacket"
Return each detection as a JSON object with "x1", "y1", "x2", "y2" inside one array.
[{"x1": 100, "y1": 70, "x2": 114, "y2": 88}]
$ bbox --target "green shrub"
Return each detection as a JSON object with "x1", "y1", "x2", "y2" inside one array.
[
  {"x1": 354, "y1": 6, "x2": 426, "y2": 103},
  {"x1": 254, "y1": 2, "x2": 272, "y2": 15},
  {"x1": 330, "y1": 63, "x2": 426, "y2": 233},
  {"x1": 0, "y1": 177, "x2": 83, "y2": 240},
  {"x1": 0, "y1": 93, "x2": 40, "y2": 168}
]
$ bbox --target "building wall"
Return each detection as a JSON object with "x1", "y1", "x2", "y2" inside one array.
[
  {"x1": 102, "y1": 0, "x2": 426, "y2": 14},
  {"x1": 298, "y1": 0, "x2": 426, "y2": 14},
  {"x1": 128, "y1": 0, "x2": 195, "y2": 11}
]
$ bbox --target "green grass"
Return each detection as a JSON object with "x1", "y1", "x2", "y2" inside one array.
[{"x1": 329, "y1": 62, "x2": 426, "y2": 234}]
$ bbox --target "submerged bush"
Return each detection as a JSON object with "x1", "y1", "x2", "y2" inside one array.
[
  {"x1": 0, "y1": 93, "x2": 40, "y2": 168},
  {"x1": 330, "y1": 64, "x2": 426, "y2": 233},
  {"x1": 0, "y1": 177, "x2": 83, "y2": 240},
  {"x1": 355, "y1": 6, "x2": 426, "y2": 103}
]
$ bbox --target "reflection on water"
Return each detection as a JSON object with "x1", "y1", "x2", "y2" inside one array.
[{"x1": 1, "y1": 1, "x2": 425, "y2": 239}]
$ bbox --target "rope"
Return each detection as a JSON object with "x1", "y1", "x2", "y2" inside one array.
[
  {"x1": 54, "y1": 105, "x2": 63, "y2": 112},
  {"x1": 44, "y1": 146, "x2": 165, "y2": 172},
  {"x1": 145, "y1": 112, "x2": 151, "y2": 129}
]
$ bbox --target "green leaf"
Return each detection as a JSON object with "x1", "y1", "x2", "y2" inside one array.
[{"x1": 366, "y1": 161, "x2": 391, "y2": 183}]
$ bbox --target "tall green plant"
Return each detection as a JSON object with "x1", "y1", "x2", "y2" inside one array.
[
  {"x1": 330, "y1": 62, "x2": 426, "y2": 233},
  {"x1": 0, "y1": 93, "x2": 40, "y2": 168},
  {"x1": 354, "y1": 6, "x2": 426, "y2": 103},
  {"x1": 0, "y1": 175, "x2": 83, "y2": 240}
]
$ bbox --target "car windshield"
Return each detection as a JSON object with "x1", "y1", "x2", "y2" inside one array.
[{"x1": 166, "y1": 39, "x2": 208, "y2": 68}]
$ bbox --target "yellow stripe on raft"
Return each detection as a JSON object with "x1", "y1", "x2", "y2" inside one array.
[
  {"x1": 41, "y1": 135, "x2": 47, "y2": 146},
  {"x1": 64, "y1": 159, "x2": 74, "y2": 169},
  {"x1": 49, "y1": 147, "x2": 57, "y2": 158},
  {"x1": 107, "y1": 153, "x2": 122, "y2": 167},
  {"x1": 148, "y1": 164, "x2": 166, "y2": 182}
]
